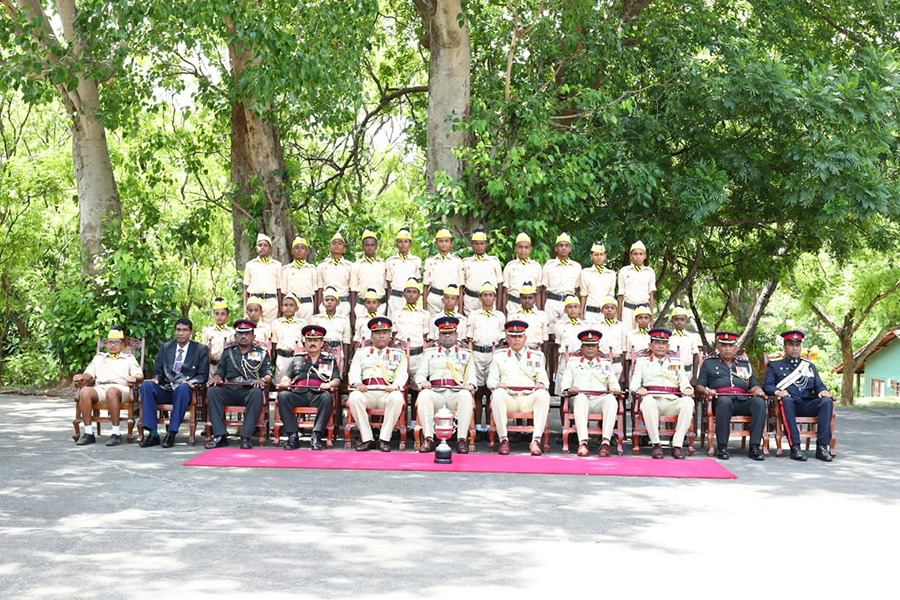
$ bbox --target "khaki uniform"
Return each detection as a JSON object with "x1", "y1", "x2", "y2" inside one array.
[
  {"x1": 429, "y1": 311, "x2": 468, "y2": 342},
  {"x1": 423, "y1": 254, "x2": 463, "y2": 315},
  {"x1": 507, "y1": 308, "x2": 549, "y2": 349},
  {"x1": 487, "y1": 348, "x2": 551, "y2": 440},
  {"x1": 84, "y1": 353, "x2": 142, "y2": 401},
  {"x1": 461, "y1": 255, "x2": 502, "y2": 314},
  {"x1": 629, "y1": 354, "x2": 693, "y2": 446},
  {"x1": 669, "y1": 329, "x2": 700, "y2": 377},
  {"x1": 502, "y1": 259, "x2": 543, "y2": 314},
  {"x1": 466, "y1": 309, "x2": 506, "y2": 386},
  {"x1": 317, "y1": 258, "x2": 353, "y2": 317},
  {"x1": 385, "y1": 254, "x2": 422, "y2": 318},
  {"x1": 309, "y1": 313, "x2": 352, "y2": 347},
  {"x1": 280, "y1": 261, "x2": 318, "y2": 321},
  {"x1": 252, "y1": 321, "x2": 272, "y2": 344},
  {"x1": 347, "y1": 346, "x2": 409, "y2": 442},
  {"x1": 554, "y1": 317, "x2": 590, "y2": 393},
  {"x1": 201, "y1": 325, "x2": 235, "y2": 366},
  {"x1": 271, "y1": 317, "x2": 307, "y2": 382},
  {"x1": 414, "y1": 345, "x2": 476, "y2": 439},
  {"x1": 391, "y1": 305, "x2": 430, "y2": 375},
  {"x1": 617, "y1": 265, "x2": 656, "y2": 328},
  {"x1": 244, "y1": 257, "x2": 283, "y2": 325},
  {"x1": 350, "y1": 258, "x2": 388, "y2": 319},
  {"x1": 596, "y1": 319, "x2": 627, "y2": 381},
  {"x1": 626, "y1": 329, "x2": 651, "y2": 360},
  {"x1": 580, "y1": 266, "x2": 616, "y2": 320},
  {"x1": 561, "y1": 356, "x2": 620, "y2": 441},
  {"x1": 541, "y1": 259, "x2": 582, "y2": 336}
]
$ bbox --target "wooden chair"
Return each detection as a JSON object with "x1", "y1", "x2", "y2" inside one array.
[
  {"x1": 140, "y1": 384, "x2": 205, "y2": 446},
  {"x1": 72, "y1": 336, "x2": 145, "y2": 443},
  {"x1": 629, "y1": 347, "x2": 696, "y2": 456},
  {"x1": 413, "y1": 386, "x2": 477, "y2": 452},
  {"x1": 271, "y1": 345, "x2": 340, "y2": 448},
  {"x1": 487, "y1": 386, "x2": 551, "y2": 453},
  {"x1": 204, "y1": 340, "x2": 272, "y2": 446}
]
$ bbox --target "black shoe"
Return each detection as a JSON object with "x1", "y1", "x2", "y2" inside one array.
[
  {"x1": 205, "y1": 435, "x2": 227, "y2": 449},
  {"x1": 356, "y1": 439, "x2": 375, "y2": 451},
  {"x1": 240, "y1": 437, "x2": 253, "y2": 450},
  {"x1": 106, "y1": 434, "x2": 123, "y2": 447},
  {"x1": 716, "y1": 445, "x2": 729, "y2": 460},
  {"x1": 284, "y1": 433, "x2": 301, "y2": 450},
  {"x1": 790, "y1": 444, "x2": 808, "y2": 461},
  {"x1": 748, "y1": 444, "x2": 764, "y2": 461},
  {"x1": 161, "y1": 432, "x2": 176, "y2": 448},
  {"x1": 815, "y1": 444, "x2": 833, "y2": 462},
  {"x1": 139, "y1": 434, "x2": 160, "y2": 448},
  {"x1": 76, "y1": 433, "x2": 96, "y2": 446},
  {"x1": 310, "y1": 431, "x2": 324, "y2": 451}
]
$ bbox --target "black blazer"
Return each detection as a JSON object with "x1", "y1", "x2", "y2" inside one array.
[{"x1": 152, "y1": 340, "x2": 209, "y2": 391}]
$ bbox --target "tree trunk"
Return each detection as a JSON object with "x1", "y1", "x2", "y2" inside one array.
[
  {"x1": 839, "y1": 333, "x2": 856, "y2": 406},
  {"x1": 229, "y1": 101, "x2": 255, "y2": 271}
]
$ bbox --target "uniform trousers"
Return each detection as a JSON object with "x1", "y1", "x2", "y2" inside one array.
[
  {"x1": 462, "y1": 294, "x2": 483, "y2": 317},
  {"x1": 490, "y1": 388, "x2": 551, "y2": 441},
  {"x1": 620, "y1": 302, "x2": 650, "y2": 330},
  {"x1": 417, "y1": 389, "x2": 473, "y2": 439},
  {"x1": 257, "y1": 297, "x2": 279, "y2": 326},
  {"x1": 318, "y1": 300, "x2": 352, "y2": 318},
  {"x1": 347, "y1": 389, "x2": 405, "y2": 442},
  {"x1": 779, "y1": 395, "x2": 833, "y2": 446},
  {"x1": 94, "y1": 383, "x2": 131, "y2": 403},
  {"x1": 139, "y1": 381, "x2": 193, "y2": 432},
  {"x1": 640, "y1": 395, "x2": 694, "y2": 446},
  {"x1": 571, "y1": 393, "x2": 618, "y2": 441},
  {"x1": 277, "y1": 389, "x2": 333, "y2": 434},
  {"x1": 472, "y1": 351, "x2": 493, "y2": 387},
  {"x1": 715, "y1": 395, "x2": 766, "y2": 446},
  {"x1": 425, "y1": 292, "x2": 444, "y2": 316},
  {"x1": 544, "y1": 298, "x2": 565, "y2": 337},
  {"x1": 274, "y1": 355, "x2": 294, "y2": 384},
  {"x1": 206, "y1": 386, "x2": 265, "y2": 438}
]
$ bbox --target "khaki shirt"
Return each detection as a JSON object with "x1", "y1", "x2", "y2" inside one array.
[
  {"x1": 429, "y1": 311, "x2": 468, "y2": 342},
  {"x1": 391, "y1": 305, "x2": 430, "y2": 348},
  {"x1": 244, "y1": 257, "x2": 283, "y2": 294},
  {"x1": 385, "y1": 254, "x2": 422, "y2": 288},
  {"x1": 596, "y1": 319, "x2": 627, "y2": 358},
  {"x1": 350, "y1": 258, "x2": 387, "y2": 296},
  {"x1": 414, "y1": 345, "x2": 477, "y2": 387},
  {"x1": 280, "y1": 261, "x2": 318, "y2": 298},
  {"x1": 542, "y1": 259, "x2": 582, "y2": 294},
  {"x1": 507, "y1": 308, "x2": 549, "y2": 347},
  {"x1": 466, "y1": 310, "x2": 505, "y2": 347},
  {"x1": 487, "y1": 348, "x2": 550, "y2": 389},
  {"x1": 353, "y1": 313, "x2": 381, "y2": 346},
  {"x1": 309, "y1": 313, "x2": 351, "y2": 345},
  {"x1": 461, "y1": 254, "x2": 502, "y2": 295},
  {"x1": 669, "y1": 330, "x2": 700, "y2": 368},
  {"x1": 271, "y1": 317, "x2": 307, "y2": 350},
  {"x1": 423, "y1": 254, "x2": 463, "y2": 290},
  {"x1": 561, "y1": 356, "x2": 621, "y2": 393},
  {"x1": 348, "y1": 346, "x2": 409, "y2": 388},
  {"x1": 629, "y1": 353, "x2": 691, "y2": 394},
  {"x1": 317, "y1": 258, "x2": 353, "y2": 295},
  {"x1": 201, "y1": 325, "x2": 235, "y2": 362},
  {"x1": 580, "y1": 266, "x2": 616, "y2": 307},
  {"x1": 503, "y1": 259, "x2": 543, "y2": 296},
  {"x1": 253, "y1": 321, "x2": 272, "y2": 343},
  {"x1": 556, "y1": 318, "x2": 590, "y2": 355},
  {"x1": 626, "y1": 329, "x2": 651, "y2": 359},
  {"x1": 84, "y1": 352, "x2": 142, "y2": 385},
  {"x1": 617, "y1": 265, "x2": 656, "y2": 304}
]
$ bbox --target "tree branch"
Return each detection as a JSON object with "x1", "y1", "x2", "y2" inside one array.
[{"x1": 851, "y1": 277, "x2": 900, "y2": 336}]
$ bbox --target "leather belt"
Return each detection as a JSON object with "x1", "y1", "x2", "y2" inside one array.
[
  {"x1": 645, "y1": 386, "x2": 681, "y2": 394},
  {"x1": 253, "y1": 293, "x2": 277, "y2": 300},
  {"x1": 624, "y1": 301, "x2": 648, "y2": 310},
  {"x1": 428, "y1": 287, "x2": 444, "y2": 296},
  {"x1": 507, "y1": 294, "x2": 520, "y2": 304},
  {"x1": 357, "y1": 296, "x2": 386, "y2": 305},
  {"x1": 363, "y1": 378, "x2": 388, "y2": 386},
  {"x1": 292, "y1": 379, "x2": 322, "y2": 388},
  {"x1": 585, "y1": 305, "x2": 603, "y2": 313},
  {"x1": 611, "y1": 356, "x2": 622, "y2": 364},
  {"x1": 430, "y1": 379, "x2": 460, "y2": 387},
  {"x1": 276, "y1": 349, "x2": 295, "y2": 358},
  {"x1": 338, "y1": 295, "x2": 350, "y2": 302},
  {"x1": 473, "y1": 344, "x2": 493, "y2": 353},
  {"x1": 464, "y1": 287, "x2": 481, "y2": 298},
  {"x1": 409, "y1": 346, "x2": 424, "y2": 356},
  {"x1": 297, "y1": 296, "x2": 313, "y2": 304},
  {"x1": 390, "y1": 289, "x2": 404, "y2": 298},
  {"x1": 546, "y1": 292, "x2": 565, "y2": 302}
]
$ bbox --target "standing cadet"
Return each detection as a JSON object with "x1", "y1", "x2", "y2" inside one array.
[
  {"x1": 277, "y1": 324, "x2": 339, "y2": 451},
  {"x1": 309, "y1": 287, "x2": 352, "y2": 362},
  {"x1": 281, "y1": 236, "x2": 318, "y2": 322},
  {"x1": 201, "y1": 298, "x2": 235, "y2": 379},
  {"x1": 245, "y1": 296, "x2": 272, "y2": 344},
  {"x1": 415, "y1": 316, "x2": 476, "y2": 454},
  {"x1": 423, "y1": 227, "x2": 464, "y2": 316},
  {"x1": 317, "y1": 232, "x2": 353, "y2": 317},
  {"x1": 352, "y1": 288, "x2": 383, "y2": 350},
  {"x1": 73, "y1": 327, "x2": 144, "y2": 446},
  {"x1": 488, "y1": 320, "x2": 551, "y2": 456},
  {"x1": 596, "y1": 296, "x2": 627, "y2": 385},
  {"x1": 428, "y1": 284, "x2": 467, "y2": 344},
  {"x1": 541, "y1": 233, "x2": 582, "y2": 336},
  {"x1": 554, "y1": 295, "x2": 590, "y2": 395},
  {"x1": 625, "y1": 305, "x2": 653, "y2": 378},
  {"x1": 243, "y1": 233, "x2": 282, "y2": 326},
  {"x1": 466, "y1": 282, "x2": 506, "y2": 440},
  {"x1": 617, "y1": 240, "x2": 656, "y2": 328},
  {"x1": 391, "y1": 278, "x2": 430, "y2": 377},
  {"x1": 560, "y1": 330, "x2": 620, "y2": 457},
  {"x1": 669, "y1": 306, "x2": 701, "y2": 383},
  {"x1": 580, "y1": 242, "x2": 616, "y2": 323},
  {"x1": 763, "y1": 330, "x2": 834, "y2": 462},
  {"x1": 271, "y1": 292, "x2": 307, "y2": 383},
  {"x1": 507, "y1": 282, "x2": 549, "y2": 351},
  {"x1": 349, "y1": 229, "x2": 387, "y2": 328},
  {"x1": 502, "y1": 232, "x2": 543, "y2": 315},
  {"x1": 385, "y1": 227, "x2": 423, "y2": 319},
  {"x1": 205, "y1": 319, "x2": 271, "y2": 449},
  {"x1": 695, "y1": 331, "x2": 767, "y2": 460},
  {"x1": 347, "y1": 317, "x2": 409, "y2": 452},
  {"x1": 461, "y1": 228, "x2": 503, "y2": 315},
  {"x1": 629, "y1": 328, "x2": 694, "y2": 459}
]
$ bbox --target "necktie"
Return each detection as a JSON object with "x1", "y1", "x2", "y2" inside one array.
[
  {"x1": 174, "y1": 348, "x2": 184, "y2": 373},
  {"x1": 515, "y1": 352, "x2": 522, "y2": 361}
]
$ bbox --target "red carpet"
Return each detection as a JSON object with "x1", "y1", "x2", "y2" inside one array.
[{"x1": 184, "y1": 448, "x2": 736, "y2": 479}]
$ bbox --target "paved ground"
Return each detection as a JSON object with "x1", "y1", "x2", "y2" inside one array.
[{"x1": 1, "y1": 394, "x2": 896, "y2": 599}]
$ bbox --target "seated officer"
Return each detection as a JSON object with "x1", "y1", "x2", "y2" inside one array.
[
  {"x1": 277, "y1": 325, "x2": 339, "y2": 451},
  {"x1": 763, "y1": 330, "x2": 834, "y2": 462},
  {"x1": 694, "y1": 331, "x2": 767, "y2": 461},
  {"x1": 347, "y1": 317, "x2": 408, "y2": 452},
  {"x1": 73, "y1": 327, "x2": 144, "y2": 446},
  {"x1": 629, "y1": 328, "x2": 694, "y2": 459},
  {"x1": 487, "y1": 320, "x2": 551, "y2": 456},
  {"x1": 206, "y1": 319, "x2": 272, "y2": 449},
  {"x1": 415, "y1": 317, "x2": 476, "y2": 454},
  {"x1": 560, "y1": 330, "x2": 620, "y2": 457}
]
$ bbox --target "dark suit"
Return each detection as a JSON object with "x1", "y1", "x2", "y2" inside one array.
[{"x1": 140, "y1": 340, "x2": 209, "y2": 432}]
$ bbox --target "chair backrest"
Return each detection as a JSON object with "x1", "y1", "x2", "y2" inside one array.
[{"x1": 94, "y1": 335, "x2": 145, "y2": 371}]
